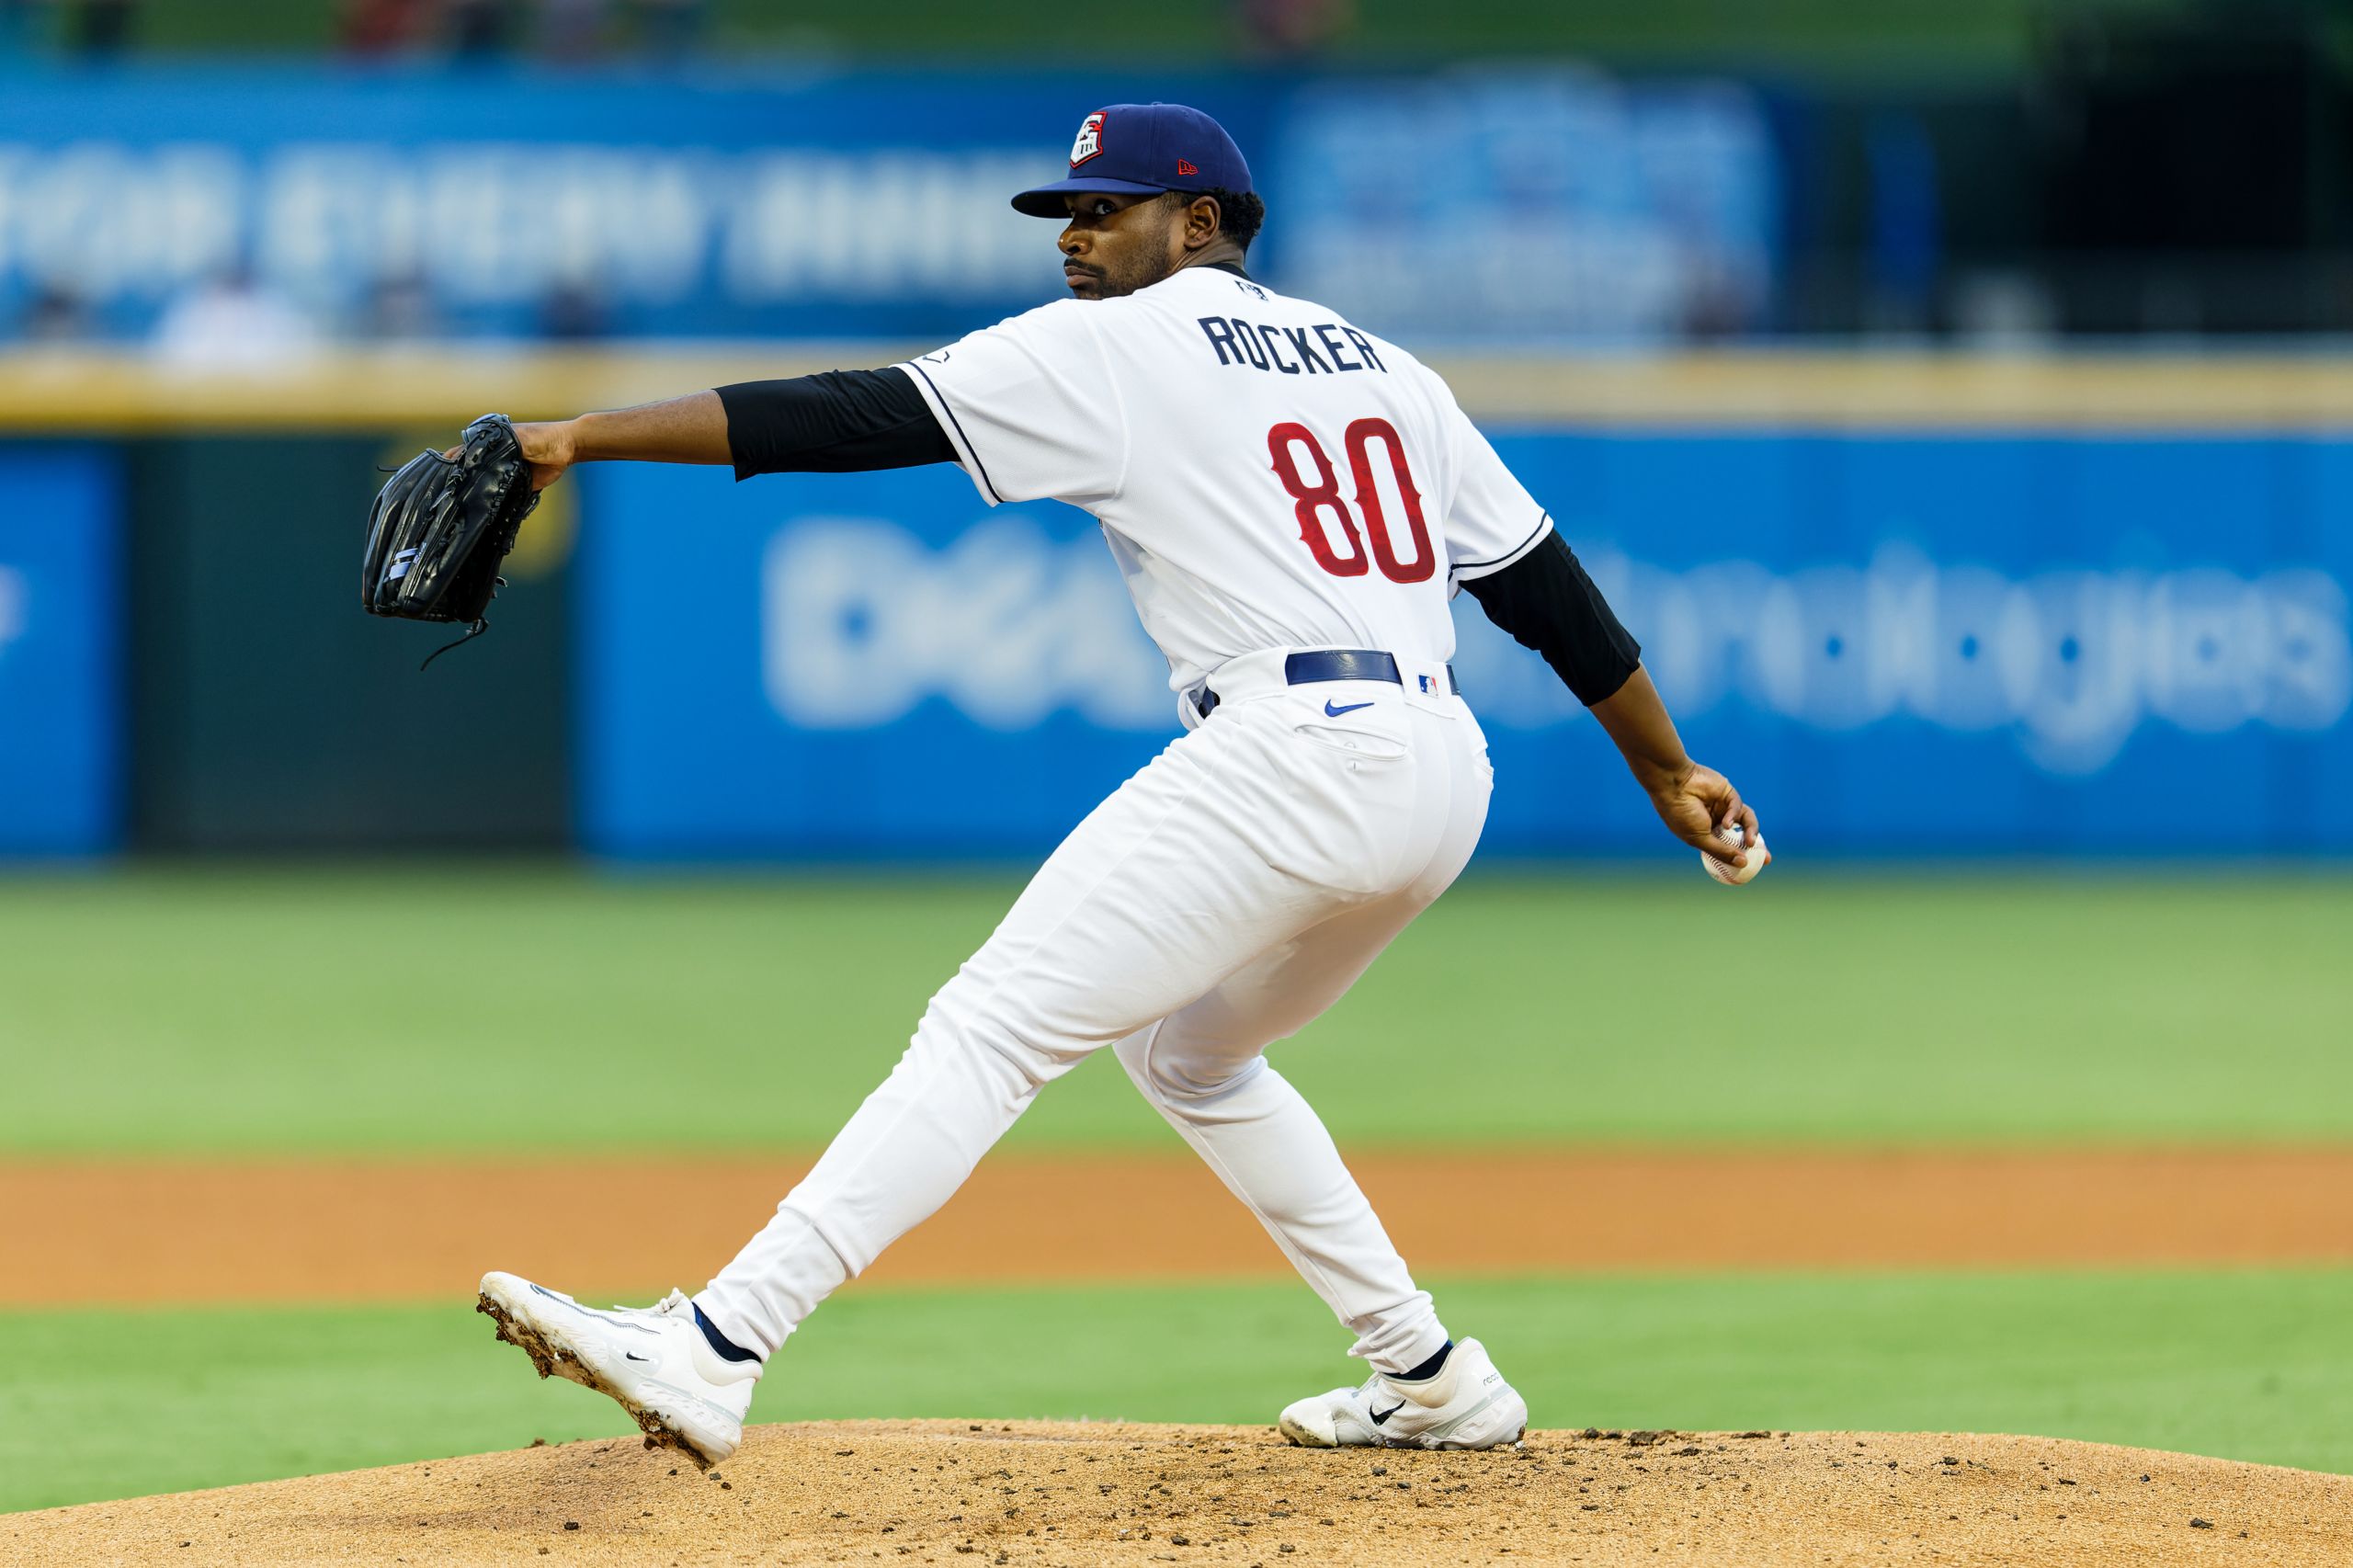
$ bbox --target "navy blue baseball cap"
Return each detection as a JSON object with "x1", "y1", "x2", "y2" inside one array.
[{"x1": 1010, "y1": 103, "x2": 1254, "y2": 218}]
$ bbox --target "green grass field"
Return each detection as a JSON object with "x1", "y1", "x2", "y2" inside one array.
[
  {"x1": 7, "y1": 1270, "x2": 2350, "y2": 1516},
  {"x1": 2, "y1": 868, "x2": 2347, "y2": 1513},
  {"x1": 3, "y1": 869, "x2": 2348, "y2": 1153}
]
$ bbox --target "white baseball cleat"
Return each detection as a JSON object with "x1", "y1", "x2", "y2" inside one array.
[
  {"x1": 1278, "y1": 1337, "x2": 1528, "y2": 1450},
  {"x1": 476, "y1": 1270, "x2": 762, "y2": 1469}
]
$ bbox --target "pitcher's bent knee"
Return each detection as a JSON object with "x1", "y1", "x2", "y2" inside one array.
[{"x1": 1116, "y1": 1024, "x2": 1267, "y2": 1105}]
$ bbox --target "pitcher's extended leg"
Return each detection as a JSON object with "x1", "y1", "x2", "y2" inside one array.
[{"x1": 695, "y1": 720, "x2": 1344, "y2": 1358}]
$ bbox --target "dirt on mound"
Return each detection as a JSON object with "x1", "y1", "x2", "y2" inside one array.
[{"x1": 9, "y1": 1423, "x2": 2347, "y2": 1567}]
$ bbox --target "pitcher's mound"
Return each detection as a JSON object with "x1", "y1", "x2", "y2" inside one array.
[{"x1": 9, "y1": 1421, "x2": 2348, "y2": 1566}]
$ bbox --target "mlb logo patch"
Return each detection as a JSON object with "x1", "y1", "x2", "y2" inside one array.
[{"x1": 1070, "y1": 111, "x2": 1106, "y2": 168}]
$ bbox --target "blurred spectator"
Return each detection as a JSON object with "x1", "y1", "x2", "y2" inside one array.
[
  {"x1": 625, "y1": 0, "x2": 704, "y2": 59},
  {"x1": 19, "y1": 285, "x2": 97, "y2": 344},
  {"x1": 152, "y1": 265, "x2": 321, "y2": 370},
  {"x1": 1678, "y1": 245, "x2": 1753, "y2": 343},
  {"x1": 1949, "y1": 271, "x2": 2058, "y2": 350},
  {"x1": 340, "y1": 0, "x2": 438, "y2": 55},
  {"x1": 538, "y1": 0, "x2": 609, "y2": 61},
  {"x1": 1234, "y1": 0, "x2": 1352, "y2": 56},
  {"x1": 63, "y1": 0, "x2": 133, "y2": 55},
  {"x1": 355, "y1": 269, "x2": 441, "y2": 342},
  {"x1": 538, "y1": 279, "x2": 608, "y2": 340},
  {"x1": 446, "y1": 0, "x2": 522, "y2": 55}
]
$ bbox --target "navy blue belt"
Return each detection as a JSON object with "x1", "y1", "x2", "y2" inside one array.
[{"x1": 1194, "y1": 650, "x2": 1458, "y2": 720}]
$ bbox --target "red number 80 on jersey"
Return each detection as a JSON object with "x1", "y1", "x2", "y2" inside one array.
[{"x1": 1267, "y1": 417, "x2": 1435, "y2": 585}]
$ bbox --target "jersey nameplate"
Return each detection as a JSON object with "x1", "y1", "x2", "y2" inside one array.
[{"x1": 1196, "y1": 317, "x2": 1389, "y2": 376}]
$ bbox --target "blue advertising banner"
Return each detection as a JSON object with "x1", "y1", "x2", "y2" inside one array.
[
  {"x1": 0, "y1": 445, "x2": 119, "y2": 856},
  {"x1": 579, "y1": 462, "x2": 1172, "y2": 858},
  {"x1": 0, "y1": 65, "x2": 1775, "y2": 345},
  {"x1": 578, "y1": 433, "x2": 2353, "y2": 860},
  {"x1": 1465, "y1": 432, "x2": 2353, "y2": 856}
]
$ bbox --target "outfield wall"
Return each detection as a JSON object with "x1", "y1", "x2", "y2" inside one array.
[{"x1": 2, "y1": 351, "x2": 2348, "y2": 858}]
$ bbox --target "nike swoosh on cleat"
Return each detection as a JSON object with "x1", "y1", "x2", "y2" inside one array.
[
  {"x1": 624, "y1": 1351, "x2": 654, "y2": 1363},
  {"x1": 1369, "y1": 1402, "x2": 1405, "y2": 1426},
  {"x1": 1324, "y1": 699, "x2": 1374, "y2": 717}
]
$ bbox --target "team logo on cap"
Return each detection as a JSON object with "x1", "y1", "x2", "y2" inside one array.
[{"x1": 1070, "y1": 111, "x2": 1106, "y2": 168}]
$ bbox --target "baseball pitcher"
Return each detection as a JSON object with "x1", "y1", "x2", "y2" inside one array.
[{"x1": 462, "y1": 103, "x2": 1765, "y2": 1464}]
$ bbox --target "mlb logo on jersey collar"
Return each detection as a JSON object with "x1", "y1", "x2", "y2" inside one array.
[{"x1": 1011, "y1": 102, "x2": 1255, "y2": 217}]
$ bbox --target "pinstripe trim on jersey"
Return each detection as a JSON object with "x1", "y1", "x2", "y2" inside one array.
[
  {"x1": 899, "y1": 359, "x2": 1006, "y2": 506},
  {"x1": 1449, "y1": 509, "x2": 1553, "y2": 583}
]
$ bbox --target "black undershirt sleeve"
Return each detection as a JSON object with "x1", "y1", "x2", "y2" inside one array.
[
  {"x1": 1461, "y1": 529, "x2": 1643, "y2": 706},
  {"x1": 714, "y1": 368, "x2": 955, "y2": 482}
]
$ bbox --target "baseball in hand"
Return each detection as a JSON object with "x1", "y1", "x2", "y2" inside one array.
[{"x1": 1702, "y1": 821, "x2": 1768, "y2": 886}]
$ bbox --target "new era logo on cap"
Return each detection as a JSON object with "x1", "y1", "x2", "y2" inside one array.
[{"x1": 1176, "y1": 158, "x2": 1198, "y2": 176}]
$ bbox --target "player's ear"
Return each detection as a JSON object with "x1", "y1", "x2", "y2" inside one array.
[{"x1": 1185, "y1": 194, "x2": 1222, "y2": 251}]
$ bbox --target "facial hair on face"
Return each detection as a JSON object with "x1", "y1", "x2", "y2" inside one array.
[
  {"x1": 1097, "y1": 251, "x2": 1159, "y2": 298},
  {"x1": 1074, "y1": 200, "x2": 1182, "y2": 299}
]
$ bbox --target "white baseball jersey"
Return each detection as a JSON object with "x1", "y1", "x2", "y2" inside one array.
[{"x1": 896, "y1": 265, "x2": 1553, "y2": 695}]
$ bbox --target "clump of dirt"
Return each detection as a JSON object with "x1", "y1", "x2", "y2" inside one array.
[{"x1": 8, "y1": 1422, "x2": 2347, "y2": 1566}]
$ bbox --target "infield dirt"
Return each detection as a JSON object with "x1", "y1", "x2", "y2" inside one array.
[
  {"x1": 12, "y1": 1147, "x2": 2353, "y2": 1305},
  {"x1": 11, "y1": 1421, "x2": 2347, "y2": 1567}
]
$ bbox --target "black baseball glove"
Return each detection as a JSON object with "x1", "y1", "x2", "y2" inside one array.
[{"x1": 362, "y1": 413, "x2": 541, "y2": 665}]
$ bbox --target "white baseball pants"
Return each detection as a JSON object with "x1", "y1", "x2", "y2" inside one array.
[{"x1": 698, "y1": 648, "x2": 1492, "y2": 1376}]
